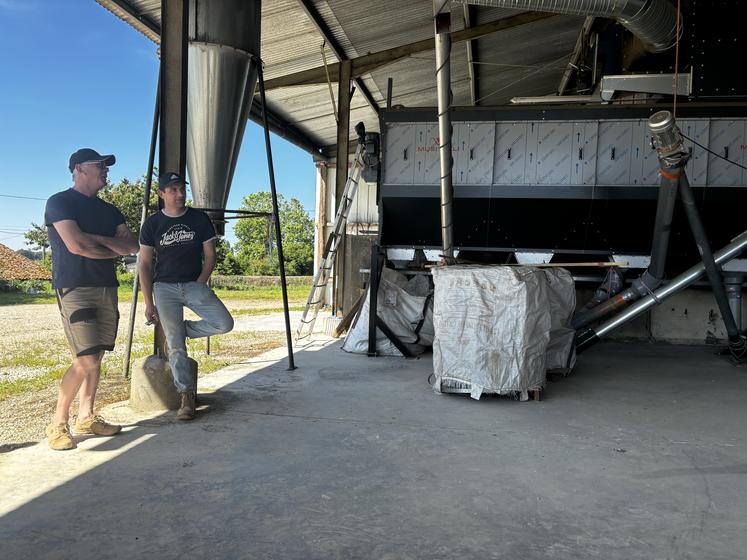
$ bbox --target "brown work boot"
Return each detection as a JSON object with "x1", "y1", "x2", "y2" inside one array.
[
  {"x1": 74, "y1": 414, "x2": 122, "y2": 436},
  {"x1": 46, "y1": 422, "x2": 75, "y2": 451},
  {"x1": 177, "y1": 391, "x2": 196, "y2": 421}
]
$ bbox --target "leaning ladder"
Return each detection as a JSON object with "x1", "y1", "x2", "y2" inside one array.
[{"x1": 296, "y1": 142, "x2": 366, "y2": 341}]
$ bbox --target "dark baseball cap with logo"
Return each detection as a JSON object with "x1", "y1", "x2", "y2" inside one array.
[
  {"x1": 68, "y1": 148, "x2": 116, "y2": 172},
  {"x1": 158, "y1": 171, "x2": 189, "y2": 190}
]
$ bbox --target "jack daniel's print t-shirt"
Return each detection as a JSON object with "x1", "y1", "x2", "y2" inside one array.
[{"x1": 139, "y1": 208, "x2": 216, "y2": 283}]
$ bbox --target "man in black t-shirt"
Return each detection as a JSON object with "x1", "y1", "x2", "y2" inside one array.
[
  {"x1": 44, "y1": 148, "x2": 139, "y2": 451},
  {"x1": 139, "y1": 172, "x2": 234, "y2": 421}
]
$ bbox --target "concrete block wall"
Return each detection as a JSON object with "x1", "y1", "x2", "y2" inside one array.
[{"x1": 578, "y1": 286, "x2": 747, "y2": 344}]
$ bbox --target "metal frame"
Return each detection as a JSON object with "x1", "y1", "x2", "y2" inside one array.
[
  {"x1": 296, "y1": 0, "x2": 380, "y2": 115},
  {"x1": 263, "y1": 12, "x2": 555, "y2": 91},
  {"x1": 366, "y1": 244, "x2": 413, "y2": 358},
  {"x1": 95, "y1": 0, "x2": 329, "y2": 160},
  {"x1": 380, "y1": 104, "x2": 747, "y2": 123}
]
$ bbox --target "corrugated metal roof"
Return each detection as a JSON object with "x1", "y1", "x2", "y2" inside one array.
[{"x1": 94, "y1": 0, "x2": 584, "y2": 155}]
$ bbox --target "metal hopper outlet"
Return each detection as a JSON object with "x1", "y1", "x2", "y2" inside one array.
[{"x1": 186, "y1": 0, "x2": 261, "y2": 232}]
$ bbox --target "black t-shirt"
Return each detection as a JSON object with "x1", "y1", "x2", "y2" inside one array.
[
  {"x1": 45, "y1": 188, "x2": 126, "y2": 289},
  {"x1": 139, "y1": 208, "x2": 216, "y2": 283}
]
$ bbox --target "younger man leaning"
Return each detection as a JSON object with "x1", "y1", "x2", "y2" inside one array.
[{"x1": 139, "y1": 172, "x2": 233, "y2": 421}]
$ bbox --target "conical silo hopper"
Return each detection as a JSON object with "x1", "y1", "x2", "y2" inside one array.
[{"x1": 186, "y1": 0, "x2": 261, "y2": 233}]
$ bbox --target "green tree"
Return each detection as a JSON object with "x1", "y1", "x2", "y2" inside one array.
[
  {"x1": 233, "y1": 192, "x2": 314, "y2": 276},
  {"x1": 214, "y1": 238, "x2": 243, "y2": 275},
  {"x1": 99, "y1": 175, "x2": 159, "y2": 239},
  {"x1": 16, "y1": 248, "x2": 42, "y2": 260},
  {"x1": 24, "y1": 222, "x2": 50, "y2": 258}
]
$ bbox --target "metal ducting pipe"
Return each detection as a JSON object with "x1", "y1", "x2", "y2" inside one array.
[
  {"x1": 434, "y1": 0, "x2": 455, "y2": 261},
  {"x1": 577, "y1": 229, "x2": 747, "y2": 353},
  {"x1": 458, "y1": 0, "x2": 679, "y2": 53}
]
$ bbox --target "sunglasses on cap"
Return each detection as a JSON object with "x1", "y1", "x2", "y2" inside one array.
[{"x1": 79, "y1": 160, "x2": 109, "y2": 170}]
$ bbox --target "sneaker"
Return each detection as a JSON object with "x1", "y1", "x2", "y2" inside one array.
[
  {"x1": 177, "y1": 391, "x2": 196, "y2": 421},
  {"x1": 74, "y1": 414, "x2": 122, "y2": 436},
  {"x1": 46, "y1": 422, "x2": 75, "y2": 451}
]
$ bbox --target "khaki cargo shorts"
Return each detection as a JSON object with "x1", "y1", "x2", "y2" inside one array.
[{"x1": 55, "y1": 287, "x2": 119, "y2": 357}]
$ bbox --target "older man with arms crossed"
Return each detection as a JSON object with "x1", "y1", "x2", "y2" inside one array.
[
  {"x1": 138, "y1": 172, "x2": 233, "y2": 421},
  {"x1": 45, "y1": 148, "x2": 139, "y2": 451}
]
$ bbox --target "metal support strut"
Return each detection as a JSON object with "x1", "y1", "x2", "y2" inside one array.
[
  {"x1": 576, "y1": 111, "x2": 746, "y2": 361},
  {"x1": 123, "y1": 69, "x2": 160, "y2": 378},
  {"x1": 257, "y1": 60, "x2": 296, "y2": 370}
]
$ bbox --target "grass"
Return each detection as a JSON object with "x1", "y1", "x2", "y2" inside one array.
[
  {"x1": 231, "y1": 305, "x2": 305, "y2": 317},
  {"x1": 0, "y1": 285, "x2": 310, "y2": 402},
  {"x1": 0, "y1": 329, "x2": 290, "y2": 402},
  {"x1": 0, "y1": 284, "x2": 311, "y2": 306},
  {"x1": 0, "y1": 292, "x2": 57, "y2": 305},
  {"x1": 0, "y1": 367, "x2": 70, "y2": 401}
]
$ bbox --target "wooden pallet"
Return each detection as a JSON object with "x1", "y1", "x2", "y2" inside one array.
[{"x1": 519, "y1": 389, "x2": 542, "y2": 402}]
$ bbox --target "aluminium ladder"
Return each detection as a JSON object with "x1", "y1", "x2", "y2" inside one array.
[{"x1": 296, "y1": 141, "x2": 366, "y2": 341}]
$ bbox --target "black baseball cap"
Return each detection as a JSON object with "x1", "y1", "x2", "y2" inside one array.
[
  {"x1": 158, "y1": 171, "x2": 189, "y2": 189},
  {"x1": 68, "y1": 148, "x2": 116, "y2": 172}
]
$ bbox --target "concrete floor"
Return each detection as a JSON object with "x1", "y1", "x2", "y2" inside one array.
[{"x1": 1, "y1": 340, "x2": 746, "y2": 559}]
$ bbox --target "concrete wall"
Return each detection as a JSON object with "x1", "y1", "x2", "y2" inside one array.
[{"x1": 578, "y1": 286, "x2": 747, "y2": 344}]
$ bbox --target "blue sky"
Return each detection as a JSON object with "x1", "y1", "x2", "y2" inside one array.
[{"x1": 0, "y1": 0, "x2": 317, "y2": 250}]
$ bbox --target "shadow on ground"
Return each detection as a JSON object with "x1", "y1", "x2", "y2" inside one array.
[{"x1": 1, "y1": 341, "x2": 746, "y2": 559}]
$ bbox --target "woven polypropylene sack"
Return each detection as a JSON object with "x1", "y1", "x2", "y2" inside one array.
[{"x1": 431, "y1": 266, "x2": 553, "y2": 399}]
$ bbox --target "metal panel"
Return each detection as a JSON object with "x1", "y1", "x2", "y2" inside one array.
[
  {"x1": 494, "y1": 122, "x2": 528, "y2": 185},
  {"x1": 597, "y1": 121, "x2": 634, "y2": 185},
  {"x1": 348, "y1": 177, "x2": 379, "y2": 225},
  {"x1": 679, "y1": 119, "x2": 709, "y2": 186},
  {"x1": 632, "y1": 120, "x2": 660, "y2": 186},
  {"x1": 525, "y1": 121, "x2": 540, "y2": 184},
  {"x1": 467, "y1": 122, "x2": 496, "y2": 185},
  {"x1": 384, "y1": 123, "x2": 415, "y2": 184},
  {"x1": 413, "y1": 123, "x2": 440, "y2": 185},
  {"x1": 536, "y1": 122, "x2": 572, "y2": 185},
  {"x1": 453, "y1": 123, "x2": 471, "y2": 185},
  {"x1": 708, "y1": 119, "x2": 745, "y2": 186},
  {"x1": 571, "y1": 121, "x2": 597, "y2": 185}
]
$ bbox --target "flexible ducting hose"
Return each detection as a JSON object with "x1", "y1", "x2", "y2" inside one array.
[{"x1": 457, "y1": 0, "x2": 679, "y2": 52}]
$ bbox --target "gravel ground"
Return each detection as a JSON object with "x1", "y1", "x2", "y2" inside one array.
[{"x1": 0, "y1": 297, "x2": 307, "y2": 451}]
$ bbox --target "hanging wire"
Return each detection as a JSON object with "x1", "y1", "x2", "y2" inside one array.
[
  {"x1": 681, "y1": 133, "x2": 747, "y2": 171},
  {"x1": 475, "y1": 53, "x2": 573, "y2": 105},
  {"x1": 0, "y1": 194, "x2": 46, "y2": 201},
  {"x1": 321, "y1": 41, "x2": 338, "y2": 123}
]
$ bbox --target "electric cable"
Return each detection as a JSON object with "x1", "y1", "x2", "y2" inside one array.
[
  {"x1": 680, "y1": 133, "x2": 747, "y2": 171},
  {"x1": 0, "y1": 194, "x2": 46, "y2": 201}
]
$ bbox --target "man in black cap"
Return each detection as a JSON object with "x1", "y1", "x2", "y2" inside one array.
[
  {"x1": 138, "y1": 172, "x2": 233, "y2": 421},
  {"x1": 44, "y1": 148, "x2": 139, "y2": 451}
]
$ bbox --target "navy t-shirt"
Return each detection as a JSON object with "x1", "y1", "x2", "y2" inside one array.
[
  {"x1": 45, "y1": 188, "x2": 126, "y2": 289},
  {"x1": 139, "y1": 208, "x2": 216, "y2": 283}
]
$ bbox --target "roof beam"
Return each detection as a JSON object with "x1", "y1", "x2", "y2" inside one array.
[
  {"x1": 248, "y1": 101, "x2": 330, "y2": 160},
  {"x1": 265, "y1": 11, "x2": 556, "y2": 90},
  {"x1": 95, "y1": 0, "x2": 161, "y2": 41},
  {"x1": 463, "y1": 4, "x2": 477, "y2": 106},
  {"x1": 296, "y1": 0, "x2": 380, "y2": 115},
  {"x1": 96, "y1": 0, "x2": 328, "y2": 159},
  {"x1": 558, "y1": 16, "x2": 595, "y2": 95}
]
